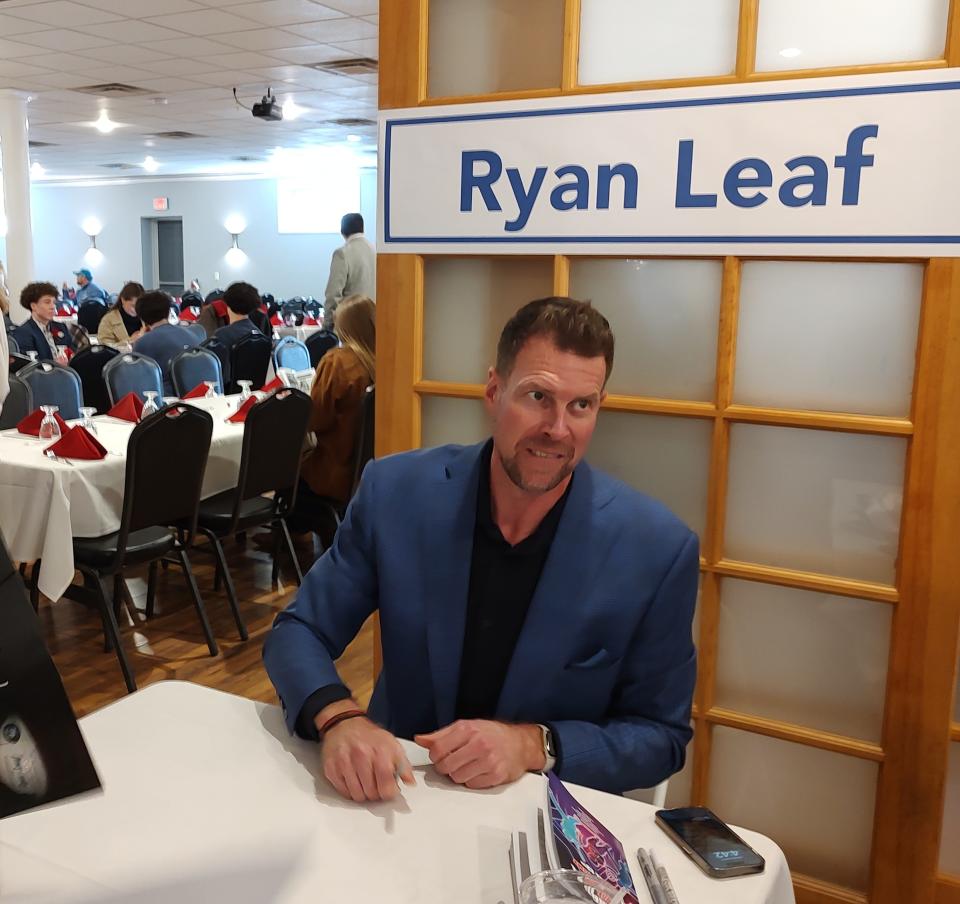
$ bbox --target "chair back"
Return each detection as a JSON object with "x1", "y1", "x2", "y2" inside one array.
[
  {"x1": 7, "y1": 334, "x2": 18, "y2": 354},
  {"x1": 9, "y1": 353, "x2": 32, "y2": 374},
  {"x1": 280, "y1": 298, "x2": 305, "y2": 326},
  {"x1": 273, "y1": 336, "x2": 310, "y2": 372},
  {"x1": 171, "y1": 346, "x2": 223, "y2": 396},
  {"x1": 77, "y1": 300, "x2": 107, "y2": 334},
  {"x1": 199, "y1": 336, "x2": 229, "y2": 384},
  {"x1": 303, "y1": 297, "x2": 322, "y2": 320},
  {"x1": 305, "y1": 329, "x2": 339, "y2": 368},
  {"x1": 114, "y1": 404, "x2": 214, "y2": 560},
  {"x1": 350, "y1": 385, "x2": 375, "y2": 498},
  {"x1": 228, "y1": 331, "x2": 271, "y2": 394},
  {"x1": 18, "y1": 361, "x2": 83, "y2": 420},
  {"x1": 0, "y1": 377, "x2": 32, "y2": 429},
  {"x1": 231, "y1": 389, "x2": 312, "y2": 526},
  {"x1": 69, "y1": 345, "x2": 119, "y2": 414},
  {"x1": 102, "y1": 352, "x2": 164, "y2": 405}
]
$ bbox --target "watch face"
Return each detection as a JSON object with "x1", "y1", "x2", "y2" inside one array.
[{"x1": 0, "y1": 716, "x2": 48, "y2": 797}]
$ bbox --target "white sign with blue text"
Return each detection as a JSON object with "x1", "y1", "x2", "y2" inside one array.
[{"x1": 378, "y1": 69, "x2": 960, "y2": 256}]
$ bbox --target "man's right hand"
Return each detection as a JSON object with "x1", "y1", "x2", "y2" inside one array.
[{"x1": 320, "y1": 713, "x2": 415, "y2": 802}]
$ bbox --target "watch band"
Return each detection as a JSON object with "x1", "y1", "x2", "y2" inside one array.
[{"x1": 538, "y1": 724, "x2": 557, "y2": 773}]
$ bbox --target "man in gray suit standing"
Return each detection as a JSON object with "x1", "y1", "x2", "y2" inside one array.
[{"x1": 323, "y1": 213, "x2": 375, "y2": 330}]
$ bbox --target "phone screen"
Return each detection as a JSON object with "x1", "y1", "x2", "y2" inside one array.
[{"x1": 657, "y1": 808, "x2": 764, "y2": 874}]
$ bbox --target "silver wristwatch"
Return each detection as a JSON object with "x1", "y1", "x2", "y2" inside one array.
[{"x1": 538, "y1": 724, "x2": 557, "y2": 773}]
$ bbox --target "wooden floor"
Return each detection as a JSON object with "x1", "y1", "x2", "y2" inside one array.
[{"x1": 34, "y1": 527, "x2": 375, "y2": 719}]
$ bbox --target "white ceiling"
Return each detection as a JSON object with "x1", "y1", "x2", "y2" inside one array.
[{"x1": 0, "y1": 0, "x2": 379, "y2": 182}]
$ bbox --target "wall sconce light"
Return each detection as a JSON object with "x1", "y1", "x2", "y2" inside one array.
[
  {"x1": 82, "y1": 217, "x2": 103, "y2": 266},
  {"x1": 224, "y1": 214, "x2": 247, "y2": 266}
]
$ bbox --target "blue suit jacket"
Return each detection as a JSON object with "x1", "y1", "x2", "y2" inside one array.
[
  {"x1": 263, "y1": 442, "x2": 699, "y2": 793},
  {"x1": 11, "y1": 318, "x2": 75, "y2": 362}
]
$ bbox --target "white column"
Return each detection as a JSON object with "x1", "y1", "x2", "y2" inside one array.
[{"x1": 0, "y1": 90, "x2": 35, "y2": 325}]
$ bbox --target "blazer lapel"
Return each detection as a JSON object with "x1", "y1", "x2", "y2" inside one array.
[{"x1": 423, "y1": 443, "x2": 485, "y2": 729}]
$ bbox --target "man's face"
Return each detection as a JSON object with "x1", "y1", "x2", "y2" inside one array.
[
  {"x1": 76, "y1": 273, "x2": 87, "y2": 287},
  {"x1": 31, "y1": 295, "x2": 57, "y2": 324},
  {"x1": 484, "y1": 334, "x2": 607, "y2": 494}
]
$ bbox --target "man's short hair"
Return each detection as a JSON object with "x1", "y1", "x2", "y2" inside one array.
[
  {"x1": 20, "y1": 281, "x2": 58, "y2": 312},
  {"x1": 223, "y1": 281, "x2": 260, "y2": 316},
  {"x1": 135, "y1": 290, "x2": 173, "y2": 326},
  {"x1": 340, "y1": 213, "x2": 364, "y2": 237},
  {"x1": 496, "y1": 297, "x2": 615, "y2": 384},
  {"x1": 119, "y1": 281, "x2": 145, "y2": 302}
]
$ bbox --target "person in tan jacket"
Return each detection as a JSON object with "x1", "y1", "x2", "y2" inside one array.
[
  {"x1": 97, "y1": 281, "x2": 145, "y2": 348},
  {"x1": 287, "y1": 294, "x2": 375, "y2": 535}
]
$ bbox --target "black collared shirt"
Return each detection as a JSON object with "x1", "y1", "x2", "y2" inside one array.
[{"x1": 454, "y1": 440, "x2": 572, "y2": 720}]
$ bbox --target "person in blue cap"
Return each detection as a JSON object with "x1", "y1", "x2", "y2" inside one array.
[{"x1": 73, "y1": 269, "x2": 106, "y2": 305}]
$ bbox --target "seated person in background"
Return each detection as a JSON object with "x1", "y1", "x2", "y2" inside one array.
[
  {"x1": 263, "y1": 297, "x2": 699, "y2": 802},
  {"x1": 133, "y1": 291, "x2": 200, "y2": 396},
  {"x1": 213, "y1": 281, "x2": 267, "y2": 383},
  {"x1": 286, "y1": 295, "x2": 375, "y2": 536},
  {"x1": 199, "y1": 286, "x2": 272, "y2": 341},
  {"x1": 12, "y1": 282, "x2": 75, "y2": 363},
  {"x1": 97, "y1": 282, "x2": 145, "y2": 348},
  {"x1": 73, "y1": 269, "x2": 106, "y2": 305}
]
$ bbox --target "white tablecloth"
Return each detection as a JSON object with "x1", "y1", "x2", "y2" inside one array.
[
  {"x1": 0, "y1": 682, "x2": 795, "y2": 904},
  {"x1": 0, "y1": 395, "x2": 245, "y2": 600},
  {"x1": 275, "y1": 324, "x2": 324, "y2": 343}
]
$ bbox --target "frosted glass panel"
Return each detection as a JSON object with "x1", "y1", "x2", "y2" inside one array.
[
  {"x1": 756, "y1": 0, "x2": 949, "y2": 71},
  {"x1": 569, "y1": 259, "x2": 721, "y2": 401},
  {"x1": 725, "y1": 425, "x2": 905, "y2": 584},
  {"x1": 420, "y1": 396, "x2": 488, "y2": 450},
  {"x1": 735, "y1": 262, "x2": 922, "y2": 417},
  {"x1": 940, "y1": 743, "x2": 960, "y2": 875},
  {"x1": 423, "y1": 258, "x2": 554, "y2": 384},
  {"x1": 711, "y1": 727, "x2": 877, "y2": 889},
  {"x1": 589, "y1": 412, "x2": 711, "y2": 538},
  {"x1": 578, "y1": 0, "x2": 739, "y2": 84},
  {"x1": 428, "y1": 0, "x2": 563, "y2": 97},
  {"x1": 716, "y1": 579, "x2": 891, "y2": 742}
]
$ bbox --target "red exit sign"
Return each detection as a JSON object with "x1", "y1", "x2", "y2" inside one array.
[{"x1": 152, "y1": 197, "x2": 169, "y2": 211}]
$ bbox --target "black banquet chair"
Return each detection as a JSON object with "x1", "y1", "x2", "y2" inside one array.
[
  {"x1": 171, "y1": 346, "x2": 223, "y2": 397},
  {"x1": 305, "y1": 329, "x2": 339, "y2": 368},
  {"x1": 17, "y1": 361, "x2": 83, "y2": 420},
  {"x1": 103, "y1": 352, "x2": 164, "y2": 405},
  {"x1": 196, "y1": 388, "x2": 312, "y2": 638},
  {"x1": 7, "y1": 334, "x2": 18, "y2": 354},
  {"x1": 0, "y1": 377, "x2": 32, "y2": 429},
  {"x1": 227, "y1": 331, "x2": 271, "y2": 394},
  {"x1": 77, "y1": 300, "x2": 107, "y2": 334},
  {"x1": 69, "y1": 344, "x2": 120, "y2": 414},
  {"x1": 69, "y1": 403, "x2": 219, "y2": 693}
]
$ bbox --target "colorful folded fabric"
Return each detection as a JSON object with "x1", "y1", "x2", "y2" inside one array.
[
  {"x1": 44, "y1": 425, "x2": 107, "y2": 460},
  {"x1": 303, "y1": 315, "x2": 318, "y2": 326},
  {"x1": 17, "y1": 408, "x2": 69, "y2": 436},
  {"x1": 179, "y1": 306, "x2": 199, "y2": 322},
  {"x1": 107, "y1": 392, "x2": 144, "y2": 422},
  {"x1": 259, "y1": 376, "x2": 283, "y2": 393},
  {"x1": 227, "y1": 396, "x2": 257, "y2": 423},
  {"x1": 182, "y1": 383, "x2": 210, "y2": 399},
  {"x1": 270, "y1": 313, "x2": 283, "y2": 326}
]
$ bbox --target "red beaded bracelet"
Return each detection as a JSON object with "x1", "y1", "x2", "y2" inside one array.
[{"x1": 318, "y1": 709, "x2": 367, "y2": 738}]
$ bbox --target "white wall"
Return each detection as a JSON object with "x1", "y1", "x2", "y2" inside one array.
[{"x1": 3, "y1": 169, "x2": 375, "y2": 316}]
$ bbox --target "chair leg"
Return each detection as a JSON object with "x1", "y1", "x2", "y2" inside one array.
[
  {"x1": 145, "y1": 561, "x2": 159, "y2": 619},
  {"x1": 270, "y1": 524, "x2": 282, "y2": 584},
  {"x1": 205, "y1": 531, "x2": 247, "y2": 641},
  {"x1": 87, "y1": 570, "x2": 136, "y2": 694},
  {"x1": 29, "y1": 560, "x2": 41, "y2": 612},
  {"x1": 176, "y1": 547, "x2": 219, "y2": 657},
  {"x1": 277, "y1": 518, "x2": 304, "y2": 585},
  {"x1": 112, "y1": 573, "x2": 138, "y2": 627}
]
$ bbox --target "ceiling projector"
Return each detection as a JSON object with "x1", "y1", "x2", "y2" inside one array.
[{"x1": 252, "y1": 90, "x2": 282, "y2": 122}]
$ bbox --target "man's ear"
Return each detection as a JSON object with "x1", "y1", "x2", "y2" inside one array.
[{"x1": 483, "y1": 366, "x2": 499, "y2": 412}]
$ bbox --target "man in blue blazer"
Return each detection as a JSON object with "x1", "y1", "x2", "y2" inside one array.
[
  {"x1": 11, "y1": 282, "x2": 75, "y2": 363},
  {"x1": 264, "y1": 297, "x2": 698, "y2": 800}
]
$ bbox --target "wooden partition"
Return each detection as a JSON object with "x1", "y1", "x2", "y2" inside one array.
[{"x1": 377, "y1": 3, "x2": 960, "y2": 902}]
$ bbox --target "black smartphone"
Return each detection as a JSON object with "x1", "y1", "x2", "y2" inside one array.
[{"x1": 655, "y1": 807, "x2": 765, "y2": 878}]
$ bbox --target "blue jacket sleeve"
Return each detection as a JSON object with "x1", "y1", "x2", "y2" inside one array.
[
  {"x1": 552, "y1": 531, "x2": 699, "y2": 794},
  {"x1": 262, "y1": 461, "x2": 380, "y2": 734}
]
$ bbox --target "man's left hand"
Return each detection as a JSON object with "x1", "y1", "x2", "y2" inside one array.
[{"x1": 414, "y1": 720, "x2": 545, "y2": 789}]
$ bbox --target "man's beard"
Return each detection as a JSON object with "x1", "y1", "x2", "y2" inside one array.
[{"x1": 498, "y1": 445, "x2": 574, "y2": 494}]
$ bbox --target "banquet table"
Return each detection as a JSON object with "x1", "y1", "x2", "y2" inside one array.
[
  {"x1": 0, "y1": 681, "x2": 795, "y2": 904},
  {"x1": 275, "y1": 323, "x2": 324, "y2": 343},
  {"x1": 0, "y1": 394, "x2": 246, "y2": 601}
]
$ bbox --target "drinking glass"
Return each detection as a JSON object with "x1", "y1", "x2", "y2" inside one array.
[
  {"x1": 38, "y1": 406, "x2": 61, "y2": 442},
  {"x1": 55, "y1": 344, "x2": 68, "y2": 362},
  {"x1": 26, "y1": 350, "x2": 38, "y2": 363},
  {"x1": 142, "y1": 391, "x2": 160, "y2": 417},
  {"x1": 204, "y1": 380, "x2": 219, "y2": 398},
  {"x1": 237, "y1": 380, "x2": 253, "y2": 405},
  {"x1": 519, "y1": 871, "x2": 627, "y2": 904},
  {"x1": 80, "y1": 407, "x2": 98, "y2": 435},
  {"x1": 277, "y1": 368, "x2": 296, "y2": 388}
]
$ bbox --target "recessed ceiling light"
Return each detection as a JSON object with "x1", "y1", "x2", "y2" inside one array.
[
  {"x1": 94, "y1": 110, "x2": 117, "y2": 134},
  {"x1": 142, "y1": 155, "x2": 159, "y2": 173},
  {"x1": 346, "y1": 134, "x2": 361, "y2": 143},
  {"x1": 282, "y1": 98, "x2": 304, "y2": 121},
  {"x1": 779, "y1": 47, "x2": 802, "y2": 58},
  {"x1": 30, "y1": 161, "x2": 45, "y2": 178}
]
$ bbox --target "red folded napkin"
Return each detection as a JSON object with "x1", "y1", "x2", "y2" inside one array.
[
  {"x1": 179, "y1": 306, "x2": 199, "y2": 322},
  {"x1": 17, "y1": 408, "x2": 69, "y2": 437},
  {"x1": 303, "y1": 315, "x2": 318, "y2": 326},
  {"x1": 227, "y1": 396, "x2": 257, "y2": 423},
  {"x1": 270, "y1": 313, "x2": 283, "y2": 326},
  {"x1": 259, "y1": 376, "x2": 283, "y2": 393},
  {"x1": 182, "y1": 383, "x2": 209, "y2": 399},
  {"x1": 107, "y1": 392, "x2": 144, "y2": 422},
  {"x1": 44, "y1": 424, "x2": 107, "y2": 461}
]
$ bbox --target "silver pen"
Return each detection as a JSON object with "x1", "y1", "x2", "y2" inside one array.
[
  {"x1": 636, "y1": 848, "x2": 668, "y2": 904},
  {"x1": 649, "y1": 850, "x2": 680, "y2": 904}
]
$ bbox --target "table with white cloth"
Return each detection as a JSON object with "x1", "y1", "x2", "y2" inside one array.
[
  {"x1": 275, "y1": 324, "x2": 324, "y2": 343},
  {"x1": 0, "y1": 395, "x2": 246, "y2": 601},
  {"x1": 0, "y1": 681, "x2": 795, "y2": 904}
]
